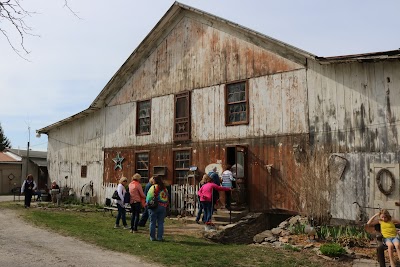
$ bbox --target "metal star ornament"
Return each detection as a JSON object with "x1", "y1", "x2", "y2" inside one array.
[{"x1": 112, "y1": 152, "x2": 125, "y2": 170}]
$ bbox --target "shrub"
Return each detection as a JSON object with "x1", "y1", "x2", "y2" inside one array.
[{"x1": 320, "y1": 243, "x2": 346, "y2": 257}]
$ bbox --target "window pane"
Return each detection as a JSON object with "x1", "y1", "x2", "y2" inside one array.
[
  {"x1": 176, "y1": 97, "x2": 187, "y2": 118},
  {"x1": 174, "y1": 150, "x2": 190, "y2": 184},
  {"x1": 137, "y1": 100, "x2": 151, "y2": 134},
  {"x1": 135, "y1": 153, "x2": 149, "y2": 183}
]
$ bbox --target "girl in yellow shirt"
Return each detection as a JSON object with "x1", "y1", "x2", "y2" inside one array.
[{"x1": 368, "y1": 209, "x2": 400, "y2": 267}]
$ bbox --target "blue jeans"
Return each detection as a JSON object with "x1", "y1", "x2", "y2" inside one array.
[
  {"x1": 148, "y1": 205, "x2": 166, "y2": 241},
  {"x1": 130, "y1": 202, "x2": 141, "y2": 231},
  {"x1": 138, "y1": 207, "x2": 149, "y2": 226},
  {"x1": 202, "y1": 201, "x2": 212, "y2": 223},
  {"x1": 115, "y1": 203, "x2": 127, "y2": 226},
  {"x1": 196, "y1": 201, "x2": 205, "y2": 222}
]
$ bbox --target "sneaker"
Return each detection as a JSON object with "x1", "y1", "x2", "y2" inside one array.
[
  {"x1": 195, "y1": 220, "x2": 200, "y2": 224},
  {"x1": 114, "y1": 225, "x2": 121, "y2": 229},
  {"x1": 123, "y1": 225, "x2": 130, "y2": 230}
]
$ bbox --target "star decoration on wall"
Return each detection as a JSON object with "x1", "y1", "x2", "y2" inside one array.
[{"x1": 113, "y1": 152, "x2": 125, "y2": 170}]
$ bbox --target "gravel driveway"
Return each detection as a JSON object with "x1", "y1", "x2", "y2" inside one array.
[{"x1": 0, "y1": 206, "x2": 159, "y2": 267}]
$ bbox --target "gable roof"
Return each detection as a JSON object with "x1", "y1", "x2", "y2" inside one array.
[
  {"x1": 0, "y1": 152, "x2": 20, "y2": 163},
  {"x1": 37, "y1": 1, "x2": 315, "y2": 135},
  {"x1": 36, "y1": 1, "x2": 400, "y2": 135}
]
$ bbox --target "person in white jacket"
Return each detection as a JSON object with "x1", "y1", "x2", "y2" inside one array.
[
  {"x1": 21, "y1": 174, "x2": 37, "y2": 208},
  {"x1": 114, "y1": 177, "x2": 130, "y2": 229},
  {"x1": 221, "y1": 165, "x2": 235, "y2": 210}
]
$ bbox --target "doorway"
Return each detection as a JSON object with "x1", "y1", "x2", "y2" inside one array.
[{"x1": 226, "y1": 145, "x2": 247, "y2": 205}]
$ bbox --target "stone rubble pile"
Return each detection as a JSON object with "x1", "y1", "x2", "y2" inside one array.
[{"x1": 253, "y1": 215, "x2": 311, "y2": 249}]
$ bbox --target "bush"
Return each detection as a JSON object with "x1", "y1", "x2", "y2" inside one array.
[{"x1": 320, "y1": 243, "x2": 346, "y2": 257}]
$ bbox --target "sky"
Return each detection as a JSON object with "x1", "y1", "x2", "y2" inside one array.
[{"x1": 1, "y1": 0, "x2": 399, "y2": 152}]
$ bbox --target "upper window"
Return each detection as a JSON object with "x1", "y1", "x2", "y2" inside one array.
[
  {"x1": 81, "y1": 165, "x2": 87, "y2": 178},
  {"x1": 225, "y1": 81, "x2": 249, "y2": 125},
  {"x1": 173, "y1": 150, "x2": 191, "y2": 185},
  {"x1": 174, "y1": 92, "x2": 191, "y2": 141},
  {"x1": 135, "y1": 152, "x2": 149, "y2": 183},
  {"x1": 136, "y1": 100, "x2": 151, "y2": 135}
]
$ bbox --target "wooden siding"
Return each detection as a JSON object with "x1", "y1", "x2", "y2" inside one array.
[
  {"x1": 108, "y1": 16, "x2": 303, "y2": 107},
  {"x1": 44, "y1": 7, "x2": 400, "y2": 222},
  {"x1": 307, "y1": 60, "x2": 400, "y2": 152},
  {"x1": 103, "y1": 135, "x2": 307, "y2": 213}
]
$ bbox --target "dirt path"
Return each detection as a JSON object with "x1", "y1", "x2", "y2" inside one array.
[{"x1": 0, "y1": 208, "x2": 160, "y2": 267}]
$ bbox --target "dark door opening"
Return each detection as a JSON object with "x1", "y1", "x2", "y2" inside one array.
[{"x1": 226, "y1": 145, "x2": 247, "y2": 206}]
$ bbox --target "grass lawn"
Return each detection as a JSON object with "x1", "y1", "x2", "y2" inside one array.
[{"x1": 0, "y1": 202, "x2": 341, "y2": 267}]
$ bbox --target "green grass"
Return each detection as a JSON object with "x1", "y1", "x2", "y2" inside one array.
[{"x1": 1, "y1": 202, "x2": 328, "y2": 267}]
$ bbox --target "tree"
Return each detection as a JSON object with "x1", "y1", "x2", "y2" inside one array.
[
  {"x1": 0, "y1": 0, "x2": 77, "y2": 58},
  {"x1": 0, "y1": 123, "x2": 11, "y2": 151}
]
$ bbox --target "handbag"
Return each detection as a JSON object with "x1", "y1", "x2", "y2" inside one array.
[
  {"x1": 111, "y1": 190, "x2": 120, "y2": 200},
  {"x1": 147, "y1": 186, "x2": 158, "y2": 209},
  {"x1": 124, "y1": 191, "x2": 131, "y2": 204}
]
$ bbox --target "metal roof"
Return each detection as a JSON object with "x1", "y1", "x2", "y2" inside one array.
[
  {"x1": 316, "y1": 49, "x2": 400, "y2": 64},
  {"x1": 7, "y1": 148, "x2": 47, "y2": 159}
]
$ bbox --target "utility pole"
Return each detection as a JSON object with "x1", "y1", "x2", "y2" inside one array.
[{"x1": 25, "y1": 126, "x2": 30, "y2": 178}]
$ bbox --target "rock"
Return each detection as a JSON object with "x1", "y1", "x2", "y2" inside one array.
[
  {"x1": 280, "y1": 230, "x2": 291, "y2": 237},
  {"x1": 271, "y1": 227, "x2": 283, "y2": 236},
  {"x1": 279, "y1": 236, "x2": 291, "y2": 243},
  {"x1": 279, "y1": 221, "x2": 288, "y2": 228},
  {"x1": 272, "y1": 241, "x2": 282, "y2": 247},
  {"x1": 253, "y1": 230, "x2": 274, "y2": 243},
  {"x1": 288, "y1": 215, "x2": 302, "y2": 225},
  {"x1": 265, "y1": 236, "x2": 277, "y2": 242},
  {"x1": 304, "y1": 243, "x2": 315, "y2": 249}
]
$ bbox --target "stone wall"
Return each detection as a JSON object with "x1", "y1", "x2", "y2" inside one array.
[{"x1": 203, "y1": 213, "x2": 268, "y2": 244}]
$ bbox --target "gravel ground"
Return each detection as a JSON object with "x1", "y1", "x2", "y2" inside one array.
[{"x1": 0, "y1": 197, "x2": 159, "y2": 267}]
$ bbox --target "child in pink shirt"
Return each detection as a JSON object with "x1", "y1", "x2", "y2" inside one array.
[{"x1": 198, "y1": 174, "x2": 231, "y2": 225}]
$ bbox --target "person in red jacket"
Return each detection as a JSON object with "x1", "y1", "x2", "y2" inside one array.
[{"x1": 197, "y1": 174, "x2": 231, "y2": 225}]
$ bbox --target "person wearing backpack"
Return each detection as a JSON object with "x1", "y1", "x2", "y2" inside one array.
[
  {"x1": 138, "y1": 177, "x2": 155, "y2": 227},
  {"x1": 114, "y1": 177, "x2": 130, "y2": 230},
  {"x1": 128, "y1": 173, "x2": 146, "y2": 233},
  {"x1": 146, "y1": 176, "x2": 169, "y2": 241}
]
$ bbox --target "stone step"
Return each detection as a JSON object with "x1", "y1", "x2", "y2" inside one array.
[{"x1": 213, "y1": 208, "x2": 248, "y2": 224}]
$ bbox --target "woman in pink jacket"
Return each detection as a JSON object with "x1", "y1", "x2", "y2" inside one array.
[{"x1": 198, "y1": 174, "x2": 231, "y2": 225}]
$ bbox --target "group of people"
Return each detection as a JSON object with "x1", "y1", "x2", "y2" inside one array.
[
  {"x1": 20, "y1": 174, "x2": 64, "y2": 207},
  {"x1": 114, "y1": 174, "x2": 169, "y2": 242},
  {"x1": 196, "y1": 164, "x2": 236, "y2": 225}
]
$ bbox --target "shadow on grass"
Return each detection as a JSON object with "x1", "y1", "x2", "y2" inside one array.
[{"x1": 173, "y1": 239, "x2": 219, "y2": 247}]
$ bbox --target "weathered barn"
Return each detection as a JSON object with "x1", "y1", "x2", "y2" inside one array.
[{"x1": 37, "y1": 2, "x2": 400, "y2": 222}]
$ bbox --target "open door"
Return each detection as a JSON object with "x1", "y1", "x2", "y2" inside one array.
[{"x1": 226, "y1": 145, "x2": 247, "y2": 205}]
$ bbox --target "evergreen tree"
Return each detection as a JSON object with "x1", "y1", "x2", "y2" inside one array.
[{"x1": 0, "y1": 123, "x2": 11, "y2": 151}]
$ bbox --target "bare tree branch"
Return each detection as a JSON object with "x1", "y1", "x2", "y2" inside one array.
[
  {"x1": 0, "y1": 0, "x2": 79, "y2": 59},
  {"x1": 63, "y1": 0, "x2": 81, "y2": 19},
  {"x1": 0, "y1": 0, "x2": 36, "y2": 59}
]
